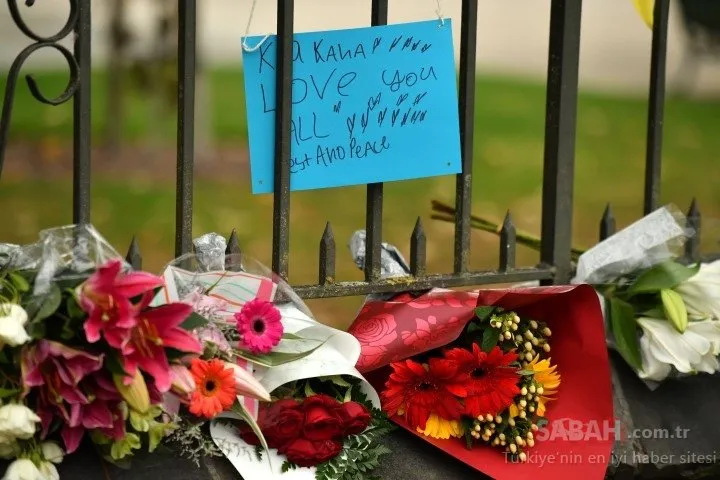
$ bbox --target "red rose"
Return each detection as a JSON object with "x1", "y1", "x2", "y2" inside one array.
[
  {"x1": 262, "y1": 399, "x2": 304, "y2": 449},
  {"x1": 283, "y1": 438, "x2": 343, "y2": 467},
  {"x1": 301, "y1": 394, "x2": 344, "y2": 441},
  {"x1": 337, "y1": 401, "x2": 372, "y2": 436},
  {"x1": 236, "y1": 405, "x2": 270, "y2": 446},
  {"x1": 350, "y1": 313, "x2": 398, "y2": 370}
]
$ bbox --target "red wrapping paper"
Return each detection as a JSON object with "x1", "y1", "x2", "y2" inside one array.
[{"x1": 348, "y1": 284, "x2": 614, "y2": 480}]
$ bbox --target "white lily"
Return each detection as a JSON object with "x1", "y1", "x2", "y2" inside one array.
[
  {"x1": 2, "y1": 458, "x2": 42, "y2": 480},
  {"x1": 637, "y1": 317, "x2": 720, "y2": 382},
  {"x1": 0, "y1": 304, "x2": 30, "y2": 348},
  {"x1": 674, "y1": 260, "x2": 720, "y2": 320}
]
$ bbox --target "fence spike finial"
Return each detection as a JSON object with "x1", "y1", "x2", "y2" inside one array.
[
  {"x1": 685, "y1": 198, "x2": 701, "y2": 262},
  {"x1": 126, "y1": 236, "x2": 142, "y2": 270},
  {"x1": 600, "y1": 203, "x2": 616, "y2": 241},
  {"x1": 319, "y1": 222, "x2": 336, "y2": 284},
  {"x1": 499, "y1": 211, "x2": 516, "y2": 271},
  {"x1": 410, "y1": 217, "x2": 427, "y2": 277},
  {"x1": 226, "y1": 229, "x2": 241, "y2": 255}
]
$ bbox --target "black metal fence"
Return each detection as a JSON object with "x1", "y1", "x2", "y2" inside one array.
[{"x1": 1, "y1": 0, "x2": 703, "y2": 301}]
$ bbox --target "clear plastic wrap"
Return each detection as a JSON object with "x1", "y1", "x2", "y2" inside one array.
[
  {"x1": 0, "y1": 224, "x2": 128, "y2": 296},
  {"x1": 572, "y1": 204, "x2": 693, "y2": 285}
]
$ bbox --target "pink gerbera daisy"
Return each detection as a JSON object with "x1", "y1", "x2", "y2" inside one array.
[{"x1": 234, "y1": 298, "x2": 283, "y2": 354}]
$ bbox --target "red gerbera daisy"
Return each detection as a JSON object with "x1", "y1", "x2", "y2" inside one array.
[
  {"x1": 381, "y1": 358, "x2": 468, "y2": 431},
  {"x1": 444, "y1": 344, "x2": 521, "y2": 418},
  {"x1": 188, "y1": 358, "x2": 237, "y2": 419}
]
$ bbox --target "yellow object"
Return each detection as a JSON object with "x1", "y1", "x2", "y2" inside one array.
[
  {"x1": 416, "y1": 414, "x2": 464, "y2": 440},
  {"x1": 113, "y1": 371, "x2": 151, "y2": 413},
  {"x1": 632, "y1": 0, "x2": 654, "y2": 28},
  {"x1": 528, "y1": 356, "x2": 561, "y2": 417}
]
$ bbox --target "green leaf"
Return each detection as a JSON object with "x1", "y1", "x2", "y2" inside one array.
[
  {"x1": 480, "y1": 327, "x2": 501, "y2": 352},
  {"x1": 179, "y1": 311, "x2": 208, "y2": 331},
  {"x1": 474, "y1": 306, "x2": 495, "y2": 322},
  {"x1": 304, "y1": 381, "x2": 316, "y2": 398},
  {"x1": 324, "y1": 375, "x2": 352, "y2": 388},
  {"x1": 608, "y1": 297, "x2": 642, "y2": 371},
  {"x1": 8, "y1": 272, "x2": 29, "y2": 293},
  {"x1": 660, "y1": 289, "x2": 688, "y2": 333},
  {"x1": 281, "y1": 332, "x2": 304, "y2": 340},
  {"x1": 0, "y1": 388, "x2": 20, "y2": 399},
  {"x1": 65, "y1": 292, "x2": 85, "y2": 319},
  {"x1": 641, "y1": 307, "x2": 665, "y2": 318},
  {"x1": 281, "y1": 461, "x2": 297, "y2": 472},
  {"x1": 517, "y1": 369, "x2": 535, "y2": 376},
  {"x1": 24, "y1": 283, "x2": 62, "y2": 325},
  {"x1": 627, "y1": 261, "x2": 700, "y2": 295},
  {"x1": 236, "y1": 340, "x2": 325, "y2": 367},
  {"x1": 232, "y1": 401, "x2": 273, "y2": 472},
  {"x1": 104, "y1": 353, "x2": 128, "y2": 376},
  {"x1": 129, "y1": 410, "x2": 151, "y2": 432},
  {"x1": 110, "y1": 432, "x2": 141, "y2": 460}
]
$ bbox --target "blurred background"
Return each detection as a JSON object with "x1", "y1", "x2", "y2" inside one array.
[{"x1": 1, "y1": 0, "x2": 719, "y2": 328}]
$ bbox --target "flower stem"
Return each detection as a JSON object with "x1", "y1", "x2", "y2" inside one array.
[{"x1": 430, "y1": 200, "x2": 588, "y2": 261}]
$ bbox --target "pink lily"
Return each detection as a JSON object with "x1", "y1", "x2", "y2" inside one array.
[
  {"x1": 22, "y1": 340, "x2": 104, "y2": 402},
  {"x1": 120, "y1": 299, "x2": 203, "y2": 393},
  {"x1": 223, "y1": 362, "x2": 271, "y2": 402},
  {"x1": 80, "y1": 259, "x2": 164, "y2": 347},
  {"x1": 21, "y1": 342, "x2": 122, "y2": 453},
  {"x1": 63, "y1": 374, "x2": 127, "y2": 452}
]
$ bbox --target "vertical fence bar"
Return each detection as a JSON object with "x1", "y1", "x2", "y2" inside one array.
[
  {"x1": 540, "y1": 0, "x2": 582, "y2": 284},
  {"x1": 364, "y1": 0, "x2": 389, "y2": 282},
  {"x1": 73, "y1": 0, "x2": 91, "y2": 225},
  {"x1": 643, "y1": 0, "x2": 670, "y2": 215},
  {"x1": 176, "y1": 0, "x2": 196, "y2": 257},
  {"x1": 453, "y1": 0, "x2": 478, "y2": 273},
  {"x1": 685, "y1": 199, "x2": 700, "y2": 262},
  {"x1": 272, "y1": 0, "x2": 294, "y2": 279}
]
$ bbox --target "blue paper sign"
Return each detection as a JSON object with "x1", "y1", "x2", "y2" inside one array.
[{"x1": 242, "y1": 20, "x2": 461, "y2": 194}]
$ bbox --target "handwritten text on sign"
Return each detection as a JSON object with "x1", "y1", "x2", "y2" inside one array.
[{"x1": 242, "y1": 20, "x2": 461, "y2": 193}]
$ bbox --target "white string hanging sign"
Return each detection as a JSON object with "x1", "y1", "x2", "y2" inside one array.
[{"x1": 242, "y1": 0, "x2": 271, "y2": 52}]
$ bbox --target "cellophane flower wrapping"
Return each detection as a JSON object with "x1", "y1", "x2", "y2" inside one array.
[
  {"x1": 153, "y1": 234, "x2": 387, "y2": 480},
  {"x1": 570, "y1": 204, "x2": 720, "y2": 389},
  {"x1": 0, "y1": 224, "x2": 205, "y2": 478},
  {"x1": 346, "y1": 231, "x2": 613, "y2": 480}
]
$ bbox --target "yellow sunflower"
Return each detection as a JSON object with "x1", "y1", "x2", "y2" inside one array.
[
  {"x1": 528, "y1": 355, "x2": 561, "y2": 417},
  {"x1": 416, "y1": 414, "x2": 465, "y2": 440}
]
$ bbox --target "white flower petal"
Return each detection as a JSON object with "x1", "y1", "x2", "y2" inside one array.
[
  {"x1": 3, "y1": 458, "x2": 42, "y2": 480},
  {"x1": 637, "y1": 318, "x2": 695, "y2": 371},
  {"x1": 693, "y1": 353, "x2": 720, "y2": 375},
  {"x1": 0, "y1": 305, "x2": 30, "y2": 347},
  {"x1": 638, "y1": 334, "x2": 673, "y2": 381}
]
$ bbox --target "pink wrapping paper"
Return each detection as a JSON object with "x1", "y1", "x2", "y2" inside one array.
[{"x1": 348, "y1": 284, "x2": 614, "y2": 480}]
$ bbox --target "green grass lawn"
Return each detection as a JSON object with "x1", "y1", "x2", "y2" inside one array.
[{"x1": 1, "y1": 69, "x2": 719, "y2": 328}]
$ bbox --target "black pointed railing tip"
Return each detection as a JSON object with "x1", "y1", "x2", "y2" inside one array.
[
  {"x1": 600, "y1": 203, "x2": 616, "y2": 241},
  {"x1": 226, "y1": 229, "x2": 241, "y2": 255},
  {"x1": 499, "y1": 211, "x2": 516, "y2": 271},
  {"x1": 126, "y1": 236, "x2": 142, "y2": 270},
  {"x1": 410, "y1": 216, "x2": 427, "y2": 277},
  {"x1": 688, "y1": 198, "x2": 700, "y2": 217},
  {"x1": 319, "y1": 222, "x2": 336, "y2": 284}
]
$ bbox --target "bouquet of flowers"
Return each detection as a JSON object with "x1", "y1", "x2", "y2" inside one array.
[
  {"x1": 160, "y1": 233, "x2": 392, "y2": 480},
  {"x1": 432, "y1": 201, "x2": 720, "y2": 387},
  {"x1": 0, "y1": 225, "x2": 206, "y2": 479},
  {"x1": 379, "y1": 305, "x2": 558, "y2": 461},
  {"x1": 346, "y1": 233, "x2": 613, "y2": 480},
  {"x1": 572, "y1": 205, "x2": 720, "y2": 386}
]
